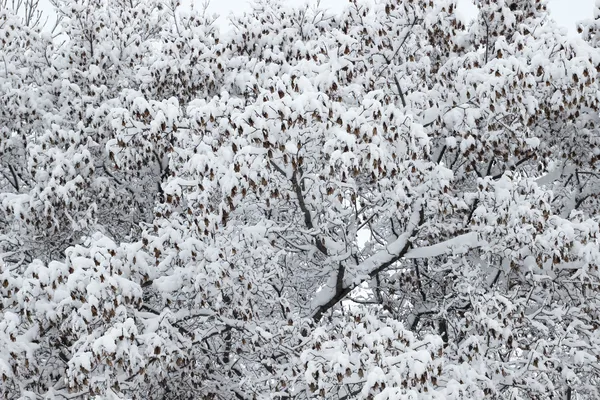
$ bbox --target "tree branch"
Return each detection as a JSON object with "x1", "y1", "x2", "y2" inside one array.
[
  {"x1": 311, "y1": 201, "x2": 424, "y2": 321},
  {"x1": 7, "y1": 163, "x2": 20, "y2": 192},
  {"x1": 288, "y1": 165, "x2": 328, "y2": 256},
  {"x1": 404, "y1": 231, "x2": 480, "y2": 259},
  {"x1": 393, "y1": 73, "x2": 407, "y2": 108}
]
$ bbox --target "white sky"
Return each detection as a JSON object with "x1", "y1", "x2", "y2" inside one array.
[
  {"x1": 30, "y1": 0, "x2": 596, "y2": 36},
  {"x1": 204, "y1": 0, "x2": 595, "y2": 35}
]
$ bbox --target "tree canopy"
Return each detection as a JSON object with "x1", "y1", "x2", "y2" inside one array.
[{"x1": 2, "y1": 0, "x2": 600, "y2": 399}]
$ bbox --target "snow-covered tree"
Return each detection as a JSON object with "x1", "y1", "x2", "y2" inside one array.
[{"x1": 2, "y1": 0, "x2": 600, "y2": 399}]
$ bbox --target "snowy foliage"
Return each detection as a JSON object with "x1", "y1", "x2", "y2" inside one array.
[{"x1": 2, "y1": 0, "x2": 600, "y2": 399}]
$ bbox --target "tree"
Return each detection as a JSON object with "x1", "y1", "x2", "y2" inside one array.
[{"x1": 2, "y1": 0, "x2": 600, "y2": 399}]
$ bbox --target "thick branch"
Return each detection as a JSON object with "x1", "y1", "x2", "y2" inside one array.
[
  {"x1": 336, "y1": 262, "x2": 345, "y2": 297},
  {"x1": 311, "y1": 202, "x2": 424, "y2": 321},
  {"x1": 8, "y1": 164, "x2": 20, "y2": 192},
  {"x1": 404, "y1": 231, "x2": 480, "y2": 259},
  {"x1": 289, "y1": 167, "x2": 328, "y2": 256},
  {"x1": 414, "y1": 259, "x2": 427, "y2": 302},
  {"x1": 393, "y1": 73, "x2": 407, "y2": 108}
]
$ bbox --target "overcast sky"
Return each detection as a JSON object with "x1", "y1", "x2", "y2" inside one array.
[
  {"x1": 205, "y1": 0, "x2": 595, "y2": 36},
  {"x1": 30, "y1": 0, "x2": 597, "y2": 37}
]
